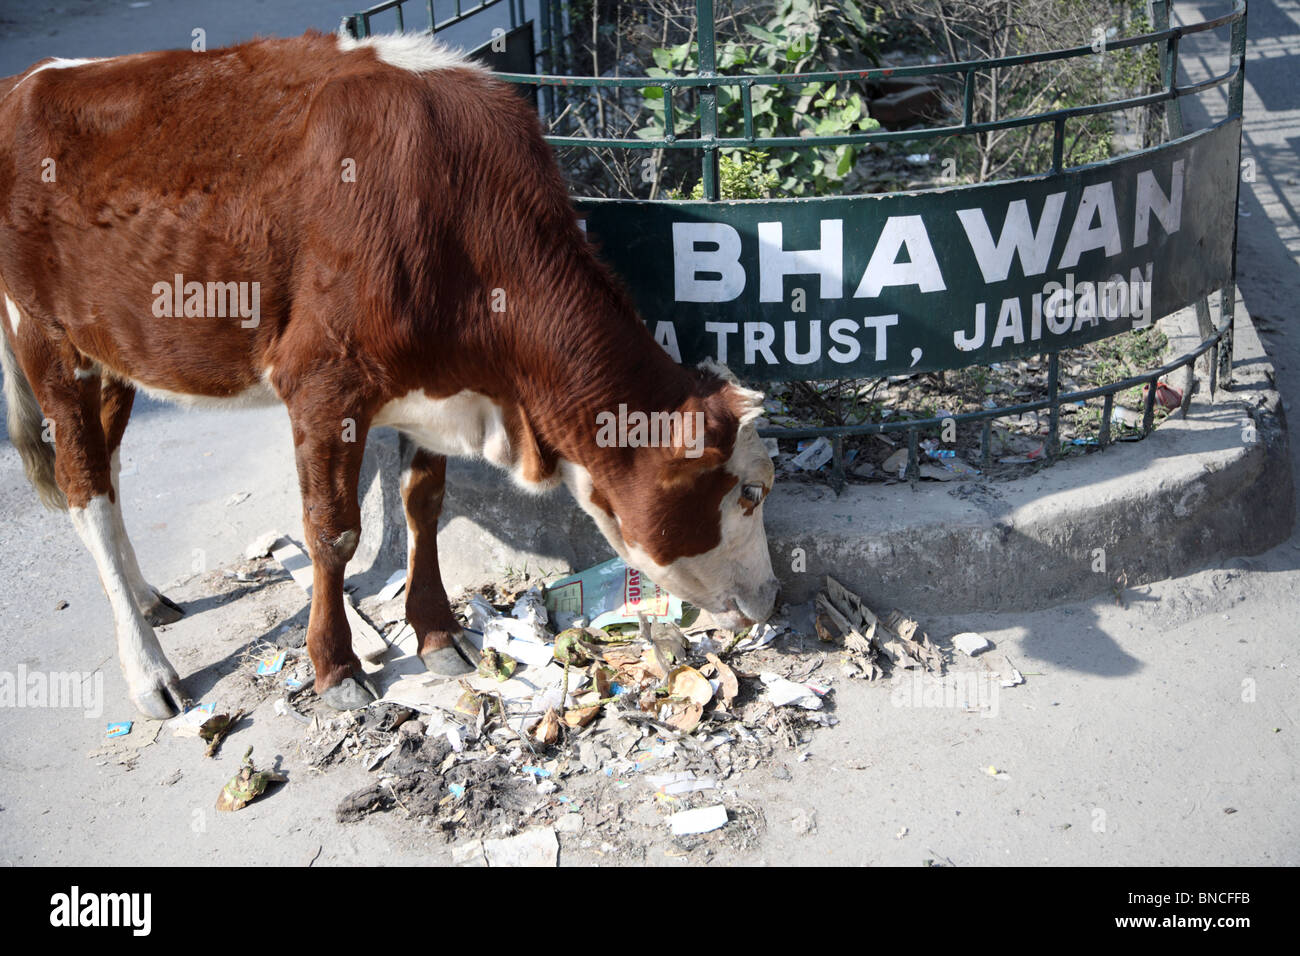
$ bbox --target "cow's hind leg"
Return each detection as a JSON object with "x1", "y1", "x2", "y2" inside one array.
[
  {"x1": 23, "y1": 354, "x2": 185, "y2": 718},
  {"x1": 101, "y1": 377, "x2": 184, "y2": 626},
  {"x1": 286, "y1": 394, "x2": 377, "y2": 711},
  {"x1": 401, "y1": 445, "x2": 475, "y2": 676}
]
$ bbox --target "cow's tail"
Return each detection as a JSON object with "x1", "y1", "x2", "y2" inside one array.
[{"x1": 0, "y1": 323, "x2": 65, "y2": 511}]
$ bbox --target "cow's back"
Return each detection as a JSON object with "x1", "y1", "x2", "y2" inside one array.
[{"x1": 0, "y1": 32, "x2": 557, "y2": 402}]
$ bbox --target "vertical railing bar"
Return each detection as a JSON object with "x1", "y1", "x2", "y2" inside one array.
[
  {"x1": 1192, "y1": 299, "x2": 1214, "y2": 341},
  {"x1": 1168, "y1": 32, "x2": 1181, "y2": 103},
  {"x1": 962, "y1": 68, "x2": 975, "y2": 128},
  {"x1": 742, "y1": 81, "x2": 754, "y2": 143},
  {"x1": 696, "y1": 0, "x2": 720, "y2": 201},
  {"x1": 1209, "y1": 326, "x2": 1220, "y2": 397},
  {"x1": 1220, "y1": 3, "x2": 1247, "y2": 394},
  {"x1": 1162, "y1": 29, "x2": 1177, "y2": 100},
  {"x1": 1100, "y1": 392, "x2": 1113, "y2": 448},
  {"x1": 1051, "y1": 116, "x2": 1065, "y2": 173},
  {"x1": 980, "y1": 419, "x2": 992, "y2": 471},
  {"x1": 1228, "y1": 1, "x2": 1248, "y2": 118},
  {"x1": 427, "y1": 1, "x2": 436, "y2": 35},
  {"x1": 1046, "y1": 352, "x2": 1060, "y2": 459},
  {"x1": 1153, "y1": 0, "x2": 1187, "y2": 140},
  {"x1": 664, "y1": 87, "x2": 677, "y2": 143},
  {"x1": 1175, "y1": 0, "x2": 1213, "y2": 370},
  {"x1": 1142, "y1": 374, "x2": 1158, "y2": 434},
  {"x1": 831, "y1": 434, "x2": 846, "y2": 493},
  {"x1": 906, "y1": 427, "x2": 919, "y2": 484},
  {"x1": 1170, "y1": 37, "x2": 1190, "y2": 132},
  {"x1": 1191, "y1": 295, "x2": 1214, "y2": 396},
  {"x1": 1218, "y1": 285, "x2": 1236, "y2": 391},
  {"x1": 1151, "y1": 0, "x2": 1171, "y2": 88},
  {"x1": 395, "y1": 2, "x2": 404, "y2": 32},
  {"x1": 540, "y1": 0, "x2": 555, "y2": 121}
]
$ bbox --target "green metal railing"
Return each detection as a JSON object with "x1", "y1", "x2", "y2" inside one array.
[
  {"x1": 343, "y1": 0, "x2": 1249, "y2": 488},
  {"x1": 344, "y1": 0, "x2": 524, "y2": 36},
  {"x1": 491, "y1": 2, "x2": 1244, "y2": 181}
]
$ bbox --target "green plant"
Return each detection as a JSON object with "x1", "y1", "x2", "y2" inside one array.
[
  {"x1": 1084, "y1": 326, "x2": 1169, "y2": 378},
  {"x1": 673, "y1": 149, "x2": 779, "y2": 199},
  {"x1": 641, "y1": 0, "x2": 884, "y2": 196}
]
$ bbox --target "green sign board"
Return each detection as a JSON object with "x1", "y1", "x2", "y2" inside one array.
[{"x1": 575, "y1": 118, "x2": 1240, "y2": 382}]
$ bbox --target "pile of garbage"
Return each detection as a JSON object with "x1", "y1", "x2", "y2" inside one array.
[
  {"x1": 281, "y1": 562, "x2": 1000, "y2": 858},
  {"x1": 121, "y1": 545, "x2": 1028, "y2": 859},
  {"x1": 292, "y1": 558, "x2": 857, "y2": 846}
]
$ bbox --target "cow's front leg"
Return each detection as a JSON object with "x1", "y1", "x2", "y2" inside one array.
[
  {"x1": 288, "y1": 400, "x2": 376, "y2": 711},
  {"x1": 401, "y1": 445, "x2": 475, "y2": 675}
]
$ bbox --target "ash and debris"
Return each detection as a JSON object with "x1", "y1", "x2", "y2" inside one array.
[
  {"x1": 147, "y1": 542, "x2": 1022, "y2": 861},
  {"x1": 274, "y1": 572, "x2": 971, "y2": 857}
]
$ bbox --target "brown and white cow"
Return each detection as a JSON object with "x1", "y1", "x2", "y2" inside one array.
[{"x1": 0, "y1": 31, "x2": 779, "y2": 719}]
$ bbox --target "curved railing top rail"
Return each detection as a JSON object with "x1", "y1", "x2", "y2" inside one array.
[
  {"x1": 493, "y1": 0, "x2": 1244, "y2": 89},
  {"x1": 484, "y1": 1, "x2": 1245, "y2": 160}
]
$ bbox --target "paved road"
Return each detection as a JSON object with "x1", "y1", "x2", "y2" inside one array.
[
  {"x1": 0, "y1": 0, "x2": 1296, "y2": 867},
  {"x1": 0, "y1": 0, "x2": 533, "y2": 76}
]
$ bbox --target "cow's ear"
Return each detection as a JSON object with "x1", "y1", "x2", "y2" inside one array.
[
  {"x1": 655, "y1": 385, "x2": 743, "y2": 490},
  {"x1": 726, "y1": 383, "x2": 765, "y2": 430},
  {"x1": 698, "y1": 359, "x2": 765, "y2": 429}
]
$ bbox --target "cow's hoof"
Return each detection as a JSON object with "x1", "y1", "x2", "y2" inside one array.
[
  {"x1": 143, "y1": 588, "x2": 185, "y2": 626},
  {"x1": 421, "y1": 645, "x2": 475, "y2": 677},
  {"x1": 131, "y1": 673, "x2": 187, "y2": 720},
  {"x1": 320, "y1": 676, "x2": 378, "y2": 711}
]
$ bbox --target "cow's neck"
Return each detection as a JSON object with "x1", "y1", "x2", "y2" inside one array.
[
  {"x1": 381, "y1": 224, "x2": 703, "y2": 496},
  {"x1": 503, "y1": 262, "x2": 694, "y2": 479}
]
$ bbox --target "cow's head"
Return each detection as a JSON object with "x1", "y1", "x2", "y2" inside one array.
[{"x1": 570, "y1": 361, "x2": 779, "y2": 629}]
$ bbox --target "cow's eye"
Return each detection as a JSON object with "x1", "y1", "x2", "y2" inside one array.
[{"x1": 740, "y1": 483, "x2": 766, "y2": 505}]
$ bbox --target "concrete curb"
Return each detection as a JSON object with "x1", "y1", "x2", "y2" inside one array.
[{"x1": 352, "y1": 295, "x2": 1293, "y2": 615}]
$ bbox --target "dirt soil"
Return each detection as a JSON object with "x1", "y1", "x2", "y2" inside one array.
[{"x1": 767, "y1": 325, "x2": 1180, "y2": 487}]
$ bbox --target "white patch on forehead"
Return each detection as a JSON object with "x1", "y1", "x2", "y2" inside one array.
[
  {"x1": 4, "y1": 295, "x2": 19, "y2": 335},
  {"x1": 624, "y1": 423, "x2": 776, "y2": 621},
  {"x1": 336, "y1": 32, "x2": 486, "y2": 74}
]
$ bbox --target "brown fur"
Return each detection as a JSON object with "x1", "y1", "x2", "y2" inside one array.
[{"x1": 0, "y1": 33, "x2": 760, "y2": 702}]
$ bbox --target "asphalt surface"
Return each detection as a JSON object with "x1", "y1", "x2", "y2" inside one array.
[{"x1": 0, "y1": 0, "x2": 1296, "y2": 868}]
